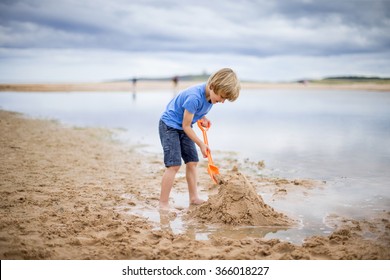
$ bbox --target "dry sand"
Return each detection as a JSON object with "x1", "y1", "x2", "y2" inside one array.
[{"x1": 1, "y1": 110, "x2": 389, "y2": 260}]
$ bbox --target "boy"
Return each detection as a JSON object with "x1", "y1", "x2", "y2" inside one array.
[{"x1": 158, "y1": 68, "x2": 240, "y2": 209}]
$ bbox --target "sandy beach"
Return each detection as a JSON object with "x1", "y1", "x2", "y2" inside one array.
[
  {"x1": 1, "y1": 80, "x2": 390, "y2": 92},
  {"x1": 0, "y1": 109, "x2": 389, "y2": 260}
]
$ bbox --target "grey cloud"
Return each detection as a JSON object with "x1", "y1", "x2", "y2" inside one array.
[{"x1": 0, "y1": 0, "x2": 389, "y2": 57}]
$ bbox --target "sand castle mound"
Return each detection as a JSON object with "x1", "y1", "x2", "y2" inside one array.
[{"x1": 189, "y1": 172, "x2": 294, "y2": 226}]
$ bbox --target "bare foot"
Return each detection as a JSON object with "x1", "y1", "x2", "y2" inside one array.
[{"x1": 190, "y1": 198, "x2": 205, "y2": 205}]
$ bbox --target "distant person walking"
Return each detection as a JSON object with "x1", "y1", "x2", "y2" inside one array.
[
  {"x1": 132, "y1": 77, "x2": 137, "y2": 92},
  {"x1": 172, "y1": 76, "x2": 179, "y2": 87},
  {"x1": 131, "y1": 77, "x2": 137, "y2": 100},
  {"x1": 172, "y1": 76, "x2": 179, "y2": 96}
]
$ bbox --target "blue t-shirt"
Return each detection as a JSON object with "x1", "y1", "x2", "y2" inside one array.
[{"x1": 161, "y1": 83, "x2": 213, "y2": 130}]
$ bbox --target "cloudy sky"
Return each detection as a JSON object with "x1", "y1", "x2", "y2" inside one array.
[{"x1": 0, "y1": 0, "x2": 389, "y2": 82}]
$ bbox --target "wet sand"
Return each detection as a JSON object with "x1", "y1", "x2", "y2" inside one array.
[{"x1": 0, "y1": 110, "x2": 389, "y2": 259}]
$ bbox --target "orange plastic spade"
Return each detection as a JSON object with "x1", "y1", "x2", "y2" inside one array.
[{"x1": 197, "y1": 120, "x2": 220, "y2": 184}]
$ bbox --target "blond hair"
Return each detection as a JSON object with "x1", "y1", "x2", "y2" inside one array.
[{"x1": 207, "y1": 68, "x2": 240, "y2": 101}]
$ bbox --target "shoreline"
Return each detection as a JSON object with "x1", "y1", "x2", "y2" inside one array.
[
  {"x1": 1, "y1": 81, "x2": 390, "y2": 92},
  {"x1": 0, "y1": 109, "x2": 389, "y2": 260}
]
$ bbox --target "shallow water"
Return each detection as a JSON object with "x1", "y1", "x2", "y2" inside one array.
[{"x1": 1, "y1": 89, "x2": 389, "y2": 244}]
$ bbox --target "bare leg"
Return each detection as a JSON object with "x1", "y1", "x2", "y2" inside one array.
[
  {"x1": 186, "y1": 162, "x2": 204, "y2": 205},
  {"x1": 160, "y1": 165, "x2": 180, "y2": 209}
]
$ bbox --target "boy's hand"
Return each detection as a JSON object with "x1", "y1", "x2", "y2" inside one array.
[
  {"x1": 200, "y1": 117, "x2": 211, "y2": 128},
  {"x1": 200, "y1": 143, "x2": 210, "y2": 158}
]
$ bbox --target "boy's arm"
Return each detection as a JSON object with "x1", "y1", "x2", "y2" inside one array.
[{"x1": 182, "y1": 109, "x2": 209, "y2": 158}]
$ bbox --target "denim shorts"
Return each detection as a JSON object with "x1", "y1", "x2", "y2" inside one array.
[{"x1": 159, "y1": 120, "x2": 199, "y2": 167}]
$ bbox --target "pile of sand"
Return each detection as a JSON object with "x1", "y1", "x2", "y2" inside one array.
[{"x1": 188, "y1": 172, "x2": 295, "y2": 226}]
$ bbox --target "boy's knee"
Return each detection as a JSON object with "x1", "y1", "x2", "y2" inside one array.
[
  {"x1": 186, "y1": 162, "x2": 198, "y2": 168},
  {"x1": 168, "y1": 165, "x2": 181, "y2": 172}
]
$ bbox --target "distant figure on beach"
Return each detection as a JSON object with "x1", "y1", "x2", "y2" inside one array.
[
  {"x1": 172, "y1": 76, "x2": 179, "y2": 87},
  {"x1": 172, "y1": 76, "x2": 179, "y2": 96},
  {"x1": 298, "y1": 79, "x2": 308, "y2": 86},
  {"x1": 131, "y1": 77, "x2": 137, "y2": 100},
  {"x1": 158, "y1": 68, "x2": 241, "y2": 210}
]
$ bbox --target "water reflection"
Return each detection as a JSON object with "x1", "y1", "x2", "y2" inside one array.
[{"x1": 157, "y1": 206, "x2": 294, "y2": 242}]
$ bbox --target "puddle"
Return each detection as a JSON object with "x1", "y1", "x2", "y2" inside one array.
[
  {"x1": 117, "y1": 168, "x2": 335, "y2": 245},
  {"x1": 117, "y1": 159, "x2": 389, "y2": 245},
  {"x1": 120, "y1": 201, "x2": 300, "y2": 242}
]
